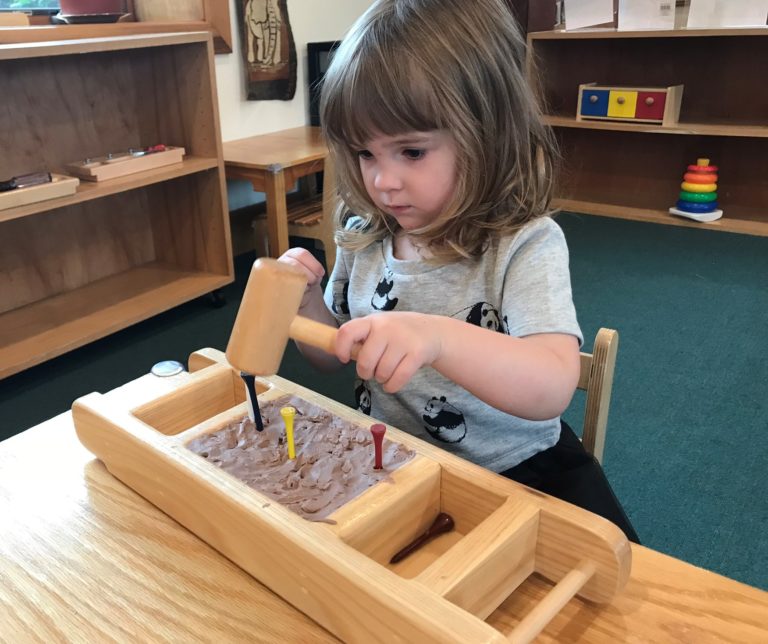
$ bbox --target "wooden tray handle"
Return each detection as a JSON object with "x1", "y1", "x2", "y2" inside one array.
[{"x1": 508, "y1": 559, "x2": 596, "y2": 644}]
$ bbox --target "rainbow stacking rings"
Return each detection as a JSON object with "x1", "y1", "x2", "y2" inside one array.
[
  {"x1": 683, "y1": 172, "x2": 719, "y2": 183},
  {"x1": 687, "y1": 162, "x2": 718, "y2": 173},
  {"x1": 679, "y1": 190, "x2": 717, "y2": 202},
  {"x1": 680, "y1": 181, "x2": 717, "y2": 193},
  {"x1": 675, "y1": 199, "x2": 719, "y2": 213},
  {"x1": 675, "y1": 158, "x2": 720, "y2": 214},
  {"x1": 669, "y1": 158, "x2": 723, "y2": 222}
]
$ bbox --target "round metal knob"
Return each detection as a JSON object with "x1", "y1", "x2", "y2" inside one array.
[
  {"x1": 589, "y1": 95, "x2": 598, "y2": 104},
  {"x1": 617, "y1": 96, "x2": 625, "y2": 105},
  {"x1": 151, "y1": 360, "x2": 185, "y2": 377},
  {"x1": 645, "y1": 97, "x2": 655, "y2": 106}
]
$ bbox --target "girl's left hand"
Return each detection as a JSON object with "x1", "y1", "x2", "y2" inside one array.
[{"x1": 335, "y1": 313, "x2": 441, "y2": 393}]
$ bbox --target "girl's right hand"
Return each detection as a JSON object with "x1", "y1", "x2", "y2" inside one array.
[{"x1": 277, "y1": 248, "x2": 326, "y2": 310}]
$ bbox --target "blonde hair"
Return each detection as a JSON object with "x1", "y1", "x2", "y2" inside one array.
[{"x1": 320, "y1": 0, "x2": 558, "y2": 263}]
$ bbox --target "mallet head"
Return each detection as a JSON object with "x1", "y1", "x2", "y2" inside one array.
[{"x1": 226, "y1": 258, "x2": 308, "y2": 375}]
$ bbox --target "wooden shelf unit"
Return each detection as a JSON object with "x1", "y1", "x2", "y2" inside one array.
[
  {"x1": 0, "y1": 33, "x2": 233, "y2": 380},
  {"x1": 528, "y1": 27, "x2": 768, "y2": 236},
  {"x1": 0, "y1": 0, "x2": 233, "y2": 54},
  {"x1": 0, "y1": 156, "x2": 218, "y2": 224}
]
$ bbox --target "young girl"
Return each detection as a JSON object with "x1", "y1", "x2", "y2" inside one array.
[{"x1": 279, "y1": 0, "x2": 638, "y2": 542}]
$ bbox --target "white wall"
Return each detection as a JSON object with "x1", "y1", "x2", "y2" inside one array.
[{"x1": 215, "y1": 0, "x2": 372, "y2": 142}]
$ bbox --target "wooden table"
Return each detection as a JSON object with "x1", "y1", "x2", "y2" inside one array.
[
  {"x1": 223, "y1": 126, "x2": 328, "y2": 259},
  {"x1": 2, "y1": 372, "x2": 768, "y2": 642}
]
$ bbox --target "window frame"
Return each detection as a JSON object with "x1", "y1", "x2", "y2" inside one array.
[{"x1": 0, "y1": 9, "x2": 59, "y2": 15}]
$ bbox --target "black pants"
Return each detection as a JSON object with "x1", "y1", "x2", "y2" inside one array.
[{"x1": 499, "y1": 421, "x2": 640, "y2": 543}]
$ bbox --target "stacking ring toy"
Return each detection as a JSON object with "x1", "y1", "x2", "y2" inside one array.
[
  {"x1": 679, "y1": 190, "x2": 717, "y2": 202},
  {"x1": 683, "y1": 172, "x2": 719, "y2": 183},
  {"x1": 681, "y1": 181, "x2": 716, "y2": 192},
  {"x1": 687, "y1": 163, "x2": 718, "y2": 173},
  {"x1": 676, "y1": 200, "x2": 718, "y2": 213}
]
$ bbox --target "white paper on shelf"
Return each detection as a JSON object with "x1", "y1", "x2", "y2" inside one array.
[
  {"x1": 618, "y1": 0, "x2": 676, "y2": 30},
  {"x1": 564, "y1": 0, "x2": 614, "y2": 30},
  {"x1": 687, "y1": 0, "x2": 768, "y2": 28}
]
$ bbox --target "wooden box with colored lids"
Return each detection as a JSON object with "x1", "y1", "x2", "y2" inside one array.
[
  {"x1": 72, "y1": 347, "x2": 632, "y2": 643},
  {"x1": 577, "y1": 83, "x2": 684, "y2": 126}
]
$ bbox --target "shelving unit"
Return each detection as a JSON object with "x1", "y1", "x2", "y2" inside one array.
[
  {"x1": 528, "y1": 27, "x2": 768, "y2": 235},
  {"x1": 0, "y1": 0, "x2": 233, "y2": 54},
  {"x1": 0, "y1": 32, "x2": 233, "y2": 379}
]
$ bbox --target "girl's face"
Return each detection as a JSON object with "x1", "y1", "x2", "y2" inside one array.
[{"x1": 357, "y1": 130, "x2": 457, "y2": 231}]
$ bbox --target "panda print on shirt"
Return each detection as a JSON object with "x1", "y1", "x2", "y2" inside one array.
[
  {"x1": 370, "y1": 268, "x2": 398, "y2": 311},
  {"x1": 453, "y1": 302, "x2": 509, "y2": 334},
  {"x1": 355, "y1": 380, "x2": 372, "y2": 415},
  {"x1": 331, "y1": 278, "x2": 350, "y2": 315},
  {"x1": 422, "y1": 396, "x2": 466, "y2": 443}
]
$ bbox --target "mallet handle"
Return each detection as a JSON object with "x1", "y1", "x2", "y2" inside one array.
[{"x1": 288, "y1": 316, "x2": 360, "y2": 360}]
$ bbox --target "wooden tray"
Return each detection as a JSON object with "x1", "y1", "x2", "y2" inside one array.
[
  {"x1": 65, "y1": 146, "x2": 185, "y2": 182},
  {"x1": 0, "y1": 173, "x2": 79, "y2": 211},
  {"x1": 72, "y1": 348, "x2": 631, "y2": 643}
]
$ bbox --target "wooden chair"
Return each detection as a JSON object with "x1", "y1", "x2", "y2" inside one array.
[
  {"x1": 287, "y1": 157, "x2": 337, "y2": 275},
  {"x1": 578, "y1": 327, "x2": 619, "y2": 464},
  {"x1": 252, "y1": 158, "x2": 338, "y2": 274}
]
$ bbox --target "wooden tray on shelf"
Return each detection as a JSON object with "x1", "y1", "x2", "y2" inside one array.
[
  {"x1": 72, "y1": 348, "x2": 632, "y2": 643},
  {"x1": 65, "y1": 146, "x2": 185, "y2": 182},
  {"x1": 0, "y1": 174, "x2": 79, "y2": 211}
]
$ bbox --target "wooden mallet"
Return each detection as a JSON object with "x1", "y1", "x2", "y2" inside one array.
[{"x1": 226, "y1": 258, "x2": 352, "y2": 427}]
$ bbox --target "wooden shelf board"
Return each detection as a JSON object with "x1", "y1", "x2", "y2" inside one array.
[
  {"x1": 287, "y1": 194, "x2": 323, "y2": 226},
  {"x1": 0, "y1": 26, "x2": 234, "y2": 55},
  {"x1": 554, "y1": 199, "x2": 768, "y2": 236},
  {"x1": 529, "y1": 27, "x2": 768, "y2": 40},
  {"x1": 544, "y1": 115, "x2": 768, "y2": 138},
  {"x1": 0, "y1": 263, "x2": 230, "y2": 380},
  {"x1": 0, "y1": 30, "x2": 211, "y2": 59},
  {"x1": 0, "y1": 156, "x2": 219, "y2": 224}
]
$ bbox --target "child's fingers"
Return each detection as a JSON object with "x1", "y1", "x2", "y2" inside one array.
[
  {"x1": 355, "y1": 336, "x2": 388, "y2": 381},
  {"x1": 335, "y1": 318, "x2": 372, "y2": 365},
  {"x1": 380, "y1": 353, "x2": 422, "y2": 393},
  {"x1": 373, "y1": 344, "x2": 407, "y2": 387},
  {"x1": 353, "y1": 327, "x2": 388, "y2": 379},
  {"x1": 277, "y1": 248, "x2": 325, "y2": 284}
]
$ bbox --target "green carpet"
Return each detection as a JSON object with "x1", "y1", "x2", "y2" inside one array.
[
  {"x1": 0, "y1": 214, "x2": 765, "y2": 591},
  {"x1": 559, "y1": 212, "x2": 768, "y2": 591}
]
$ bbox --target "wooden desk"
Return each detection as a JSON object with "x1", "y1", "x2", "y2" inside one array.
[
  {"x1": 223, "y1": 126, "x2": 329, "y2": 259},
  {"x1": 2, "y1": 373, "x2": 767, "y2": 641}
]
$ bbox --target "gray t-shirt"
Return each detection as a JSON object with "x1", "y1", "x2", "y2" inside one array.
[{"x1": 323, "y1": 216, "x2": 582, "y2": 472}]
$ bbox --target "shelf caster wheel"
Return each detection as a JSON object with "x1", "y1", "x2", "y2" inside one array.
[{"x1": 207, "y1": 289, "x2": 226, "y2": 308}]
